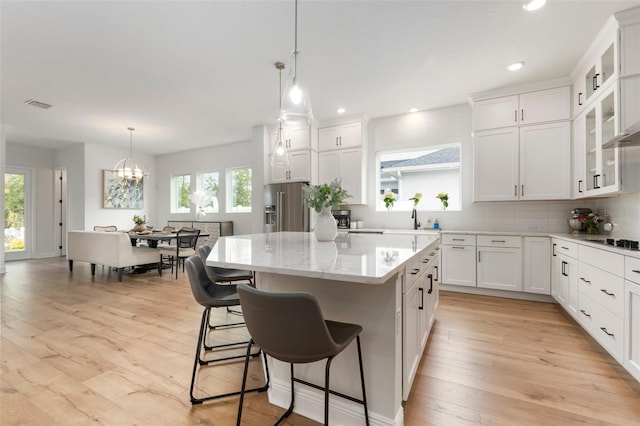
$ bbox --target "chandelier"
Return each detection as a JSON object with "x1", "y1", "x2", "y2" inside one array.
[{"x1": 112, "y1": 127, "x2": 149, "y2": 181}]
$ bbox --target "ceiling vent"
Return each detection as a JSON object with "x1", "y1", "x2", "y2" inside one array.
[{"x1": 24, "y1": 99, "x2": 52, "y2": 109}]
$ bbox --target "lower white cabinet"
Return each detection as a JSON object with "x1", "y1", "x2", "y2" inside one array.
[
  {"x1": 441, "y1": 244, "x2": 476, "y2": 287},
  {"x1": 477, "y1": 236, "x2": 522, "y2": 292},
  {"x1": 624, "y1": 256, "x2": 640, "y2": 382},
  {"x1": 551, "y1": 239, "x2": 578, "y2": 319},
  {"x1": 523, "y1": 237, "x2": 551, "y2": 294}
]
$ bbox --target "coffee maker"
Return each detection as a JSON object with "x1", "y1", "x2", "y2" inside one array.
[{"x1": 331, "y1": 210, "x2": 351, "y2": 229}]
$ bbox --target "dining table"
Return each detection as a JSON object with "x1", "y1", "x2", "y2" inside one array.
[{"x1": 128, "y1": 231, "x2": 209, "y2": 249}]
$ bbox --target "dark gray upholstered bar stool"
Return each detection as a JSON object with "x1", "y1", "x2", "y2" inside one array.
[
  {"x1": 236, "y1": 284, "x2": 369, "y2": 426},
  {"x1": 184, "y1": 255, "x2": 268, "y2": 405},
  {"x1": 197, "y1": 245, "x2": 254, "y2": 284}
]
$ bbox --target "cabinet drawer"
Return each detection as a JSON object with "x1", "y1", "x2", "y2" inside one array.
[
  {"x1": 578, "y1": 293, "x2": 623, "y2": 363},
  {"x1": 442, "y1": 234, "x2": 476, "y2": 246},
  {"x1": 625, "y1": 257, "x2": 640, "y2": 284},
  {"x1": 578, "y1": 262, "x2": 624, "y2": 318},
  {"x1": 404, "y1": 257, "x2": 421, "y2": 292},
  {"x1": 578, "y1": 245, "x2": 624, "y2": 277},
  {"x1": 553, "y1": 239, "x2": 578, "y2": 259},
  {"x1": 477, "y1": 235, "x2": 521, "y2": 248}
]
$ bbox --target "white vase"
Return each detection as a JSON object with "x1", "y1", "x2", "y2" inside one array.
[{"x1": 314, "y1": 207, "x2": 338, "y2": 241}]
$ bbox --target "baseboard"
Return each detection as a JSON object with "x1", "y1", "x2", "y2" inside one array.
[
  {"x1": 34, "y1": 251, "x2": 59, "y2": 259},
  {"x1": 440, "y1": 285, "x2": 555, "y2": 303},
  {"x1": 268, "y1": 376, "x2": 401, "y2": 426}
]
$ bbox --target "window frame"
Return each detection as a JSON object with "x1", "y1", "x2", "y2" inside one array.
[
  {"x1": 170, "y1": 172, "x2": 192, "y2": 214},
  {"x1": 196, "y1": 170, "x2": 220, "y2": 213},
  {"x1": 226, "y1": 167, "x2": 252, "y2": 213}
]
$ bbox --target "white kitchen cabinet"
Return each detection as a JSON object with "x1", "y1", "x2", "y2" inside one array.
[
  {"x1": 519, "y1": 121, "x2": 571, "y2": 200},
  {"x1": 551, "y1": 239, "x2": 578, "y2": 319},
  {"x1": 441, "y1": 237, "x2": 476, "y2": 287},
  {"x1": 473, "y1": 122, "x2": 571, "y2": 201},
  {"x1": 268, "y1": 124, "x2": 315, "y2": 153},
  {"x1": 318, "y1": 122, "x2": 362, "y2": 151},
  {"x1": 625, "y1": 256, "x2": 640, "y2": 382},
  {"x1": 472, "y1": 87, "x2": 570, "y2": 131},
  {"x1": 402, "y1": 279, "x2": 419, "y2": 400},
  {"x1": 523, "y1": 237, "x2": 551, "y2": 295},
  {"x1": 571, "y1": 20, "x2": 617, "y2": 116},
  {"x1": 617, "y1": 10, "x2": 640, "y2": 133},
  {"x1": 473, "y1": 127, "x2": 519, "y2": 201},
  {"x1": 269, "y1": 150, "x2": 317, "y2": 183},
  {"x1": 318, "y1": 147, "x2": 366, "y2": 204},
  {"x1": 476, "y1": 236, "x2": 522, "y2": 292},
  {"x1": 573, "y1": 113, "x2": 587, "y2": 198}
]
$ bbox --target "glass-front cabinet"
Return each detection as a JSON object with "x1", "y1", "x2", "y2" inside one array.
[{"x1": 579, "y1": 84, "x2": 620, "y2": 197}]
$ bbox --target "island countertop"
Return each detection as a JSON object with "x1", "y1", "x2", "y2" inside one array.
[{"x1": 206, "y1": 231, "x2": 440, "y2": 284}]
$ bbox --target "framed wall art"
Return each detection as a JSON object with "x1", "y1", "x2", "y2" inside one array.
[{"x1": 103, "y1": 170, "x2": 144, "y2": 209}]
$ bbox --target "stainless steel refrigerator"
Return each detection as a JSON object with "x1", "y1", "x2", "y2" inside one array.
[{"x1": 264, "y1": 182, "x2": 310, "y2": 232}]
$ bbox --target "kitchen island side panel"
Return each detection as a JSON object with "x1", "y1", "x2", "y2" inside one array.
[{"x1": 257, "y1": 271, "x2": 403, "y2": 425}]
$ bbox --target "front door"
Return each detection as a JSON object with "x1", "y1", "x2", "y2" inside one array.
[{"x1": 4, "y1": 167, "x2": 32, "y2": 260}]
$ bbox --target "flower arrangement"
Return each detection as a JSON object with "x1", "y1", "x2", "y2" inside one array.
[
  {"x1": 303, "y1": 179, "x2": 351, "y2": 213},
  {"x1": 578, "y1": 212, "x2": 602, "y2": 234},
  {"x1": 436, "y1": 192, "x2": 449, "y2": 210},
  {"x1": 409, "y1": 192, "x2": 422, "y2": 207},
  {"x1": 383, "y1": 191, "x2": 396, "y2": 209},
  {"x1": 133, "y1": 214, "x2": 146, "y2": 225}
]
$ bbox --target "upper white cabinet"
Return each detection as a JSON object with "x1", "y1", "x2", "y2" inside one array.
[
  {"x1": 473, "y1": 121, "x2": 571, "y2": 201},
  {"x1": 317, "y1": 118, "x2": 367, "y2": 204},
  {"x1": 318, "y1": 122, "x2": 362, "y2": 151},
  {"x1": 472, "y1": 86, "x2": 570, "y2": 132},
  {"x1": 616, "y1": 7, "x2": 640, "y2": 138},
  {"x1": 268, "y1": 124, "x2": 316, "y2": 153},
  {"x1": 269, "y1": 150, "x2": 317, "y2": 183}
]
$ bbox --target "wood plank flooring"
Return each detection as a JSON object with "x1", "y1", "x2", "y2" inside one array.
[{"x1": 1, "y1": 257, "x2": 639, "y2": 425}]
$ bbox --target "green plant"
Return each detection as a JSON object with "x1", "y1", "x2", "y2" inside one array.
[
  {"x1": 303, "y1": 179, "x2": 351, "y2": 213},
  {"x1": 383, "y1": 191, "x2": 396, "y2": 209},
  {"x1": 436, "y1": 192, "x2": 449, "y2": 209},
  {"x1": 409, "y1": 192, "x2": 422, "y2": 207},
  {"x1": 133, "y1": 214, "x2": 146, "y2": 225}
]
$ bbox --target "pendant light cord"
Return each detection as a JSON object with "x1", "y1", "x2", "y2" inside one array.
[
  {"x1": 293, "y1": 0, "x2": 298, "y2": 79},
  {"x1": 128, "y1": 127, "x2": 135, "y2": 158}
]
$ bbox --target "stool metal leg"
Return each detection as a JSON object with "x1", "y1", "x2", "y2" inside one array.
[
  {"x1": 237, "y1": 340, "x2": 271, "y2": 425},
  {"x1": 324, "y1": 357, "x2": 334, "y2": 425},
  {"x1": 357, "y1": 336, "x2": 370, "y2": 426},
  {"x1": 273, "y1": 363, "x2": 295, "y2": 425}
]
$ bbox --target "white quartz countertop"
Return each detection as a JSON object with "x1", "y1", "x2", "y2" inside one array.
[
  {"x1": 206, "y1": 231, "x2": 441, "y2": 284},
  {"x1": 550, "y1": 233, "x2": 640, "y2": 259}
]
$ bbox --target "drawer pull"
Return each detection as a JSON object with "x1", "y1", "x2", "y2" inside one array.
[
  {"x1": 452, "y1": 246, "x2": 465, "y2": 250},
  {"x1": 600, "y1": 289, "x2": 615, "y2": 297},
  {"x1": 452, "y1": 238, "x2": 465, "y2": 241},
  {"x1": 580, "y1": 277, "x2": 591, "y2": 284},
  {"x1": 633, "y1": 269, "x2": 640, "y2": 274},
  {"x1": 600, "y1": 327, "x2": 615, "y2": 338},
  {"x1": 561, "y1": 246, "x2": 569, "y2": 250},
  {"x1": 410, "y1": 268, "x2": 420, "y2": 275},
  {"x1": 580, "y1": 309, "x2": 591, "y2": 318},
  {"x1": 491, "y1": 240, "x2": 506, "y2": 243}
]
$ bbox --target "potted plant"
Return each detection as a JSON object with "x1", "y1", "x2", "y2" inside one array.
[
  {"x1": 436, "y1": 192, "x2": 449, "y2": 210},
  {"x1": 383, "y1": 191, "x2": 396, "y2": 210},
  {"x1": 132, "y1": 214, "x2": 147, "y2": 232},
  {"x1": 303, "y1": 179, "x2": 351, "y2": 241}
]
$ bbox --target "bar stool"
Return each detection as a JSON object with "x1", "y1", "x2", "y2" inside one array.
[
  {"x1": 184, "y1": 255, "x2": 269, "y2": 404},
  {"x1": 236, "y1": 284, "x2": 369, "y2": 425}
]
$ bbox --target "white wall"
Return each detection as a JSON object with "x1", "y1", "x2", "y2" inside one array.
[
  {"x1": 55, "y1": 144, "x2": 85, "y2": 231},
  {"x1": 155, "y1": 126, "x2": 266, "y2": 236}
]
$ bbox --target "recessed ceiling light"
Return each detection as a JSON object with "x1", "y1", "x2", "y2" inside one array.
[
  {"x1": 337, "y1": 108, "x2": 346, "y2": 114},
  {"x1": 507, "y1": 62, "x2": 524, "y2": 71},
  {"x1": 523, "y1": 0, "x2": 546, "y2": 12},
  {"x1": 409, "y1": 108, "x2": 418, "y2": 113}
]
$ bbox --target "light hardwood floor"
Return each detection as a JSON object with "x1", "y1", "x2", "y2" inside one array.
[{"x1": 1, "y1": 257, "x2": 639, "y2": 425}]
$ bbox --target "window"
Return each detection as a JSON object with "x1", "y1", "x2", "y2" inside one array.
[
  {"x1": 376, "y1": 144, "x2": 461, "y2": 211},
  {"x1": 171, "y1": 173, "x2": 191, "y2": 213},
  {"x1": 227, "y1": 167, "x2": 252, "y2": 213},
  {"x1": 198, "y1": 171, "x2": 219, "y2": 213}
]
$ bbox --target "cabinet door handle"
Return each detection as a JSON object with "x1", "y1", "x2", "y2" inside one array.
[
  {"x1": 578, "y1": 92, "x2": 583, "y2": 106},
  {"x1": 514, "y1": 110, "x2": 518, "y2": 122},
  {"x1": 521, "y1": 185, "x2": 524, "y2": 196},
  {"x1": 562, "y1": 261, "x2": 567, "y2": 276},
  {"x1": 478, "y1": 251, "x2": 481, "y2": 262},
  {"x1": 600, "y1": 327, "x2": 614, "y2": 337},
  {"x1": 521, "y1": 109, "x2": 524, "y2": 121},
  {"x1": 339, "y1": 136, "x2": 342, "y2": 146},
  {"x1": 335, "y1": 136, "x2": 339, "y2": 146},
  {"x1": 418, "y1": 288, "x2": 424, "y2": 310},
  {"x1": 578, "y1": 180, "x2": 583, "y2": 193},
  {"x1": 580, "y1": 277, "x2": 591, "y2": 284},
  {"x1": 428, "y1": 273, "x2": 433, "y2": 294},
  {"x1": 580, "y1": 309, "x2": 591, "y2": 318},
  {"x1": 434, "y1": 266, "x2": 439, "y2": 282},
  {"x1": 594, "y1": 73, "x2": 600, "y2": 89},
  {"x1": 552, "y1": 243, "x2": 556, "y2": 257},
  {"x1": 600, "y1": 289, "x2": 615, "y2": 297},
  {"x1": 410, "y1": 268, "x2": 420, "y2": 275}
]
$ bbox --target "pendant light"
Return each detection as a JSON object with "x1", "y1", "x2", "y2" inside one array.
[
  {"x1": 280, "y1": 0, "x2": 312, "y2": 124},
  {"x1": 271, "y1": 62, "x2": 290, "y2": 168},
  {"x1": 113, "y1": 127, "x2": 149, "y2": 181}
]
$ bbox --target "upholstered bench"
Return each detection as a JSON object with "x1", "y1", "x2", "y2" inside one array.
[{"x1": 67, "y1": 230, "x2": 161, "y2": 281}]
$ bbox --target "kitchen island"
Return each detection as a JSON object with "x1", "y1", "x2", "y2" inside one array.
[{"x1": 206, "y1": 231, "x2": 440, "y2": 426}]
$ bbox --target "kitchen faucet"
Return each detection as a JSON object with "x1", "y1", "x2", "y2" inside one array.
[{"x1": 411, "y1": 208, "x2": 420, "y2": 230}]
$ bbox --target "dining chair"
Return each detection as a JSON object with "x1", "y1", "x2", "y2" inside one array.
[
  {"x1": 236, "y1": 284, "x2": 369, "y2": 425},
  {"x1": 185, "y1": 255, "x2": 268, "y2": 404},
  {"x1": 159, "y1": 229, "x2": 201, "y2": 278}
]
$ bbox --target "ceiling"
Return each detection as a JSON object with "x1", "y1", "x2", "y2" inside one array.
[{"x1": 2, "y1": 0, "x2": 638, "y2": 155}]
